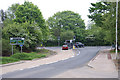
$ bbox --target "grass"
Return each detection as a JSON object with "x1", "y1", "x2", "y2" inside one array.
[
  {"x1": 0, "y1": 49, "x2": 55, "y2": 64},
  {"x1": 0, "y1": 57, "x2": 20, "y2": 64},
  {"x1": 110, "y1": 49, "x2": 120, "y2": 53}
]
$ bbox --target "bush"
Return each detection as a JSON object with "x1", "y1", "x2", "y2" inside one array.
[
  {"x1": 2, "y1": 39, "x2": 12, "y2": 56},
  {"x1": 0, "y1": 40, "x2": 2, "y2": 56},
  {"x1": 1, "y1": 52, "x2": 47, "y2": 64},
  {"x1": 2, "y1": 39, "x2": 19, "y2": 56},
  {"x1": 1, "y1": 57, "x2": 19, "y2": 64},
  {"x1": 11, "y1": 53, "x2": 33, "y2": 60},
  {"x1": 11, "y1": 52, "x2": 46, "y2": 60},
  {"x1": 36, "y1": 49, "x2": 49, "y2": 53}
]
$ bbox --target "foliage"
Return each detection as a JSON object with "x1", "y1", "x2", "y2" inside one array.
[
  {"x1": 7, "y1": 3, "x2": 20, "y2": 20},
  {"x1": 35, "y1": 49, "x2": 49, "y2": 53},
  {"x1": 1, "y1": 52, "x2": 46, "y2": 64},
  {"x1": 0, "y1": 9, "x2": 7, "y2": 22},
  {"x1": 60, "y1": 30, "x2": 74, "y2": 41},
  {"x1": 0, "y1": 57, "x2": 19, "y2": 64},
  {"x1": 0, "y1": 40, "x2": 2, "y2": 56},
  {"x1": 86, "y1": 24, "x2": 110, "y2": 46},
  {"x1": 10, "y1": 52, "x2": 46, "y2": 60},
  {"x1": 88, "y1": 2, "x2": 120, "y2": 45},
  {"x1": 47, "y1": 11, "x2": 85, "y2": 42},
  {"x1": 1, "y1": 49, "x2": 55, "y2": 64},
  {"x1": 2, "y1": 22, "x2": 42, "y2": 51},
  {"x1": 11, "y1": 53, "x2": 33, "y2": 60},
  {"x1": 14, "y1": 1, "x2": 49, "y2": 41},
  {"x1": 2, "y1": 3, "x2": 20, "y2": 27},
  {"x1": 2, "y1": 39, "x2": 19, "y2": 56},
  {"x1": 1, "y1": 1, "x2": 50, "y2": 56},
  {"x1": 0, "y1": 27, "x2": 1, "y2": 56}
]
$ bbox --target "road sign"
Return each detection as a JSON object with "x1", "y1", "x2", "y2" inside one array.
[
  {"x1": 10, "y1": 37, "x2": 24, "y2": 45},
  {"x1": 20, "y1": 45, "x2": 23, "y2": 47},
  {"x1": 10, "y1": 37, "x2": 24, "y2": 54},
  {"x1": 70, "y1": 40, "x2": 72, "y2": 43}
]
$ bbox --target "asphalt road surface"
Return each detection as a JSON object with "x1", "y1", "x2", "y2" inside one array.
[{"x1": 2, "y1": 46, "x2": 109, "y2": 78}]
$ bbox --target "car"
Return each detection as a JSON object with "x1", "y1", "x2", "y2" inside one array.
[
  {"x1": 62, "y1": 45, "x2": 68, "y2": 50},
  {"x1": 75, "y1": 42, "x2": 84, "y2": 48}
]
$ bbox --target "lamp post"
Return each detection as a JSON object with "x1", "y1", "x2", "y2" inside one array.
[
  {"x1": 115, "y1": 0, "x2": 118, "y2": 59},
  {"x1": 100, "y1": 0, "x2": 119, "y2": 59}
]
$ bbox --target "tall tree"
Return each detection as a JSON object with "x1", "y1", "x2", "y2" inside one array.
[
  {"x1": 60, "y1": 30, "x2": 74, "y2": 41},
  {"x1": 7, "y1": 3, "x2": 20, "y2": 20},
  {"x1": 47, "y1": 11, "x2": 85, "y2": 41},
  {"x1": 0, "y1": 9, "x2": 7, "y2": 22},
  {"x1": 14, "y1": 1, "x2": 49, "y2": 41},
  {"x1": 88, "y1": 2, "x2": 120, "y2": 45},
  {"x1": 2, "y1": 4, "x2": 20, "y2": 27},
  {"x1": 2, "y1": 22, "x2": 42, "y2": 51}
]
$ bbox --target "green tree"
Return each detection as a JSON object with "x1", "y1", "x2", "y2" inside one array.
[
  {"x1": 60, "y1": 30, "x2": 74, "y2": 41},
  {"x1": 88, "y1": 2, "x2": 120, "y2": 45},
  {"x1": 0, "y1": 9, "x2": 7, "y2": 22},
  {"x1": 86, "y1": 24, "x2": 110, "y2": 46},
  {"x1": 14, "y1": 1, "x2": 49, "y2": 41},
  {"x1": 2, "y1": 22, "x2": 42, "y2": 52},
  {"x1": 47, "y1": 11, "x2": 85, "y2": 41},
  {"x1": 7, "y1": 3, "x2": 20, "y2": 20}
]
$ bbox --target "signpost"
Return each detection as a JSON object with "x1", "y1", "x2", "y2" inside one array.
[
  {"x1": 10, "y1": 37, "x2": 24, "y2": 54},
  {"x1": 20, "y1": 45, "x2": 23, "y2": 53}
]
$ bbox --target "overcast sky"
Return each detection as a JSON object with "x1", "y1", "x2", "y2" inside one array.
[{"x1": 0, "y1": 0, "x2": 98, "y2": 26}]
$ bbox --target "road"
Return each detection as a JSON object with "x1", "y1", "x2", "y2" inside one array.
[{"x1": 2, "y1": 46, "x2": 109, "y2": 78}]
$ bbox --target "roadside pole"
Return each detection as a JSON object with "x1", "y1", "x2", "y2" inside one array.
[
  {"x1": 115, "y1": 0, "x2": 118, "y2": 59},
  {"x1": 12, "y1": 45, "x2": 13, "y2": 55},
  {"x1": 20, "y1": 45, "x2": 23, "y2": 53},
  {"x1": 21, "y1": 46, "x2": 22, "y2": 53},
  {"x1": 100, "y1": 0, "x2": 119, "y2": 59}
]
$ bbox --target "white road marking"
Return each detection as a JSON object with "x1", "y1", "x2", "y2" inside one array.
[{"x1": 20, "y1": 69, "x2": 23, "y2": 70}]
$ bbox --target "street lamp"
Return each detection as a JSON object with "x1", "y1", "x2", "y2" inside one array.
[
  {"x1": 115, "y1": 0, "x2": 118, "y2": 59},
  {"x1": 99, "y1": 0, "x2": 119, "y2": 59}
]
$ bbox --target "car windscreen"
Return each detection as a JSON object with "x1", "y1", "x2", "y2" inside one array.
[{"x1": 63, "y1": 45, "x2": 67, "y2": 47}]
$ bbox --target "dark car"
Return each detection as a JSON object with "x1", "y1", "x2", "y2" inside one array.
[
  {"x1": 62, "y1": 45, "x2": 68, "y2": 50},
  {"x1": 75, "y1": 42, "x2": 84, "y2": 48}
]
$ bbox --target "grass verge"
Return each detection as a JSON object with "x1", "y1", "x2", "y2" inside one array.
[
  {"x1": 0, "y1": 49, "x2": 56, "y2": 64},
  {"x1": 110, "y1": 49, "x2": 120, "y2": 53}
]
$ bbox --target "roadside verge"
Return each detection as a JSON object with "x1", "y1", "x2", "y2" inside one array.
[{"x1": 1, "y1": 49, "x2": 74, "y2": 75}]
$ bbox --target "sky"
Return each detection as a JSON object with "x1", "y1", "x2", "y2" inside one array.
[{"x1": 0, "y1": 0, "x2": 98, "y2": 26}]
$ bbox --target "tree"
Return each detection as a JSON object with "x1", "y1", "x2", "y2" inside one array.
[
  {"x1": 2, "y1": 22, "x2": 42, "y2": 52},
  {"x1": 14, "y1": 1, "x2": 49, "y2": 41},
  {"x1": 2, "y1": 3, "x2": 20, "y2": 27},
  {"x1": 47, "y1": 11, "x2": 85, "y2": 41},
  {"x1": 60, "y1": 30, "x2": 74, "y2": 41},
  {"x1": 7, "y1": 3, "x2": 20, "y2": 20},
  {"x1": 88, "y1": 2, "x2": 120, "y2": 45},
  {"x1": 14, "y1": 1, "x2": 44, "y2": 25},
  {"x1": 86, "y1": 23, "x2": 110, "y2": 46},
  {"x1": 0, "y1": 9, "x2": 7, "y2": 22}
]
